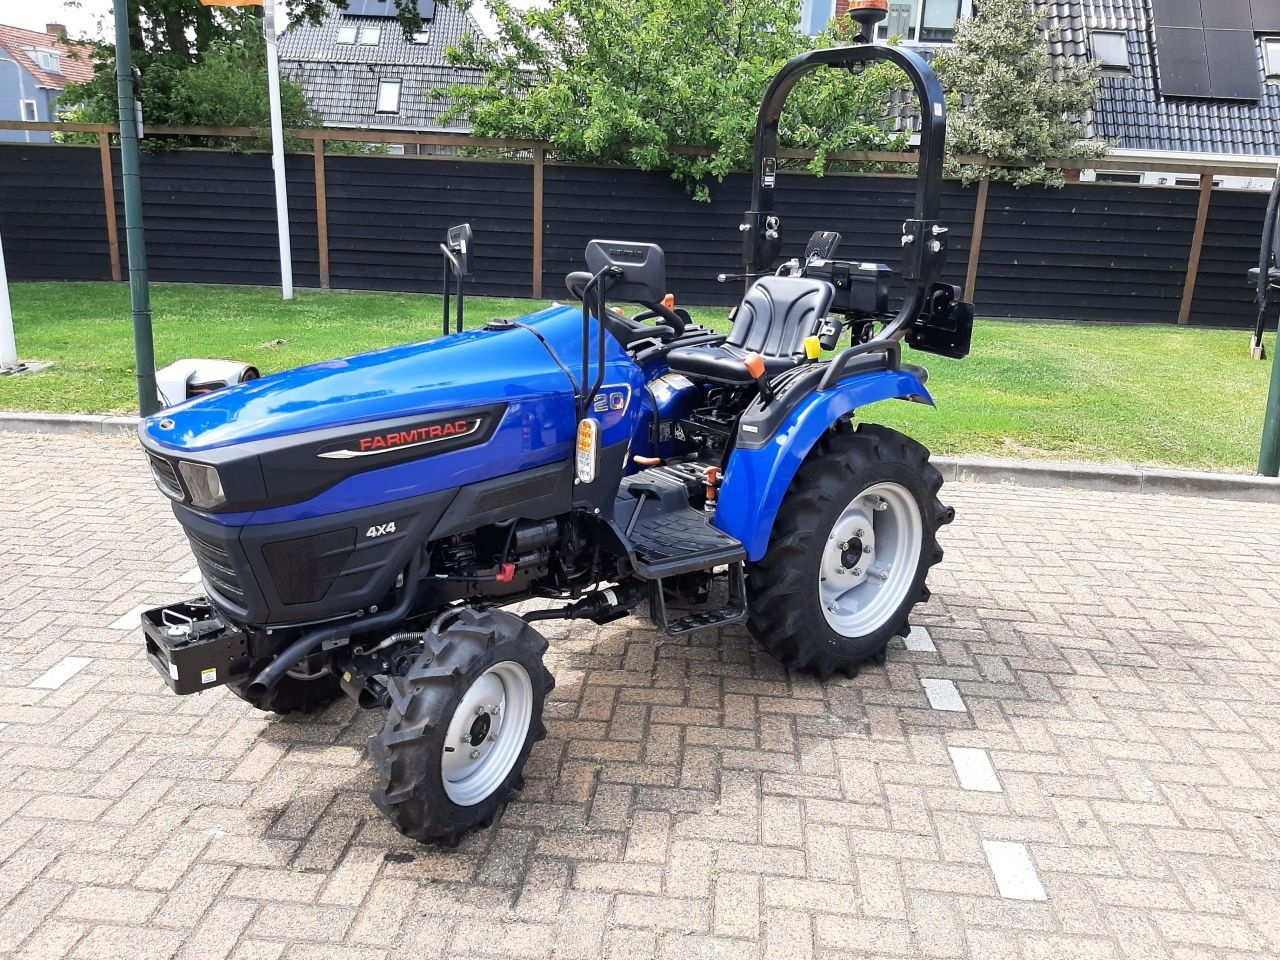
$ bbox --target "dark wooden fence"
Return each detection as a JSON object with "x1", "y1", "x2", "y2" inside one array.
[{"x1": 0, "y1": 122, "x2": 1273, "y2": 327}]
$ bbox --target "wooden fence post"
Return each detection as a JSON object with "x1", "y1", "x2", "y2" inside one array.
[
  {"x1": 98, "y1": 131, "x2": 121, "y2": 282},
  {"x1": 1178, "y1": 173, "x2": 1214, "y2": 326},
  {"x1": 532, "y1": 147, "x2": 545, "y2": 299},
  {"x1": 313, "y1": 135, "x2": 330, "y2": 290},
  {"x1": 965, "y1": 175, "x2": 990, "y2": 300}
]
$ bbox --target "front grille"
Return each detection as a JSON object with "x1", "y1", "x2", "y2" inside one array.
[
  {"x1": 262, "y1": 529, "x2": 356, "y2": 605},
  {"x1": 148, "y1": 455, "x2": 185, "y2": 501},
  {"x1": 187, "y1": 531, "x2": 246, "y2": 605}
]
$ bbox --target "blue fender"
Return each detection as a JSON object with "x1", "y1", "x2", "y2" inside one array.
[{"x1": 715, "y1": 370, "x2": 933, "y2": 560}]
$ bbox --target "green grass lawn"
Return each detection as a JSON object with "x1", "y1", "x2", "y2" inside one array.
[{"x1": 1, "y1": 281, "x2": 1271, "y2": 472}]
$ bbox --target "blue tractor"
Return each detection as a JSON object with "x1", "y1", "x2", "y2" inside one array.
[{"x1": 138, "y1": 27, "x2": 973, "y2": 843}]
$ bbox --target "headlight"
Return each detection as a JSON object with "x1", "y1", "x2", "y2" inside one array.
[{"x1": 177, "y1": 461, "x2": 226, "y2": 510}]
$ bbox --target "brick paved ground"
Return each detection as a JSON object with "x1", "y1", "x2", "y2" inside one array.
[{"x1": 1, "y1": 432, "x2": 1279, "y2": 960}]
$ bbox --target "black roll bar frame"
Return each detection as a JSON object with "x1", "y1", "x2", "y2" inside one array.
[{"x1": 741, "y1": 42, "x2": 950, "y2": 345}]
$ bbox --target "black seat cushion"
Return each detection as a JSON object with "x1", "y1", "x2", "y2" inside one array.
[
  {"x1": 667, "y1": 276, "x2": 835, "y2": 385},
  {"x1": 663, "y1": 343, "x2": 800, "y2": 384}
]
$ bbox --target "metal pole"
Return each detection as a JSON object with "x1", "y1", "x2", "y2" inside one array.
[
  {"x1": 264, "y1": 4, "x2": 294, "y2": 300},
  {"x1": 115, "y1": 0, "x2": 159, "y2": 415},
  {"x1": 0, "y1": 225, "x2": 21, "y2": 373},
  {"x1": 1260, "y1": 327, "x2": 1280, "y2": 476}
]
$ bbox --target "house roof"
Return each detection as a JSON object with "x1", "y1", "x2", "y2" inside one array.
[
  {"x1": 0, "y1": 23, "x2": 96, "y2": 91},
  {"x1": 277, "y1": 1, "x2": 486, "y2": 130},
  {"x1": 1043, "y1": 0, "x2": 1280, "y2": 156}
]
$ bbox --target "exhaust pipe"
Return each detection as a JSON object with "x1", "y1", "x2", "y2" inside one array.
[{"x1": 246, "y1": 554, "x2": 421, "y2": 703}]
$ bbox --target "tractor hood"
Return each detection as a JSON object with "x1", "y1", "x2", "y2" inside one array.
[
  {"x1": 142, "y1": 305, "x2": 594, "y2": 452},
  {"x1": 138, "y1": 304, "x2": 643, "y2": 522}
]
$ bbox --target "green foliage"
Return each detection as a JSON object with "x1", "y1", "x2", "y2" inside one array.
[
  {"x1": 441, "y1": 0, "x2": 911, "y2": 199},
  {"x1": 933, "y1": 0, "x2": 1106, "y2": 186}
]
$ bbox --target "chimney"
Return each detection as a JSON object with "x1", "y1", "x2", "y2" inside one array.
[{"x1": 46, "y1": 23, "x2": 67, "y2": 39}]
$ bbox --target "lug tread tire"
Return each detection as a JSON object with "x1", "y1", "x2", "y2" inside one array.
[
  {"x1": 369, "y1": 608, "x2": 553, "y2": 845},
  {"x1": 747, "y1": 423, "x2": 952, "y2": 678}
]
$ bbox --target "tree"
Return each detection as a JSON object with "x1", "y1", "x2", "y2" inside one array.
[
  {"x1": 59, "y1": 1, "x2": 429, "y2": 146},
  {"x1": 442, "y1": 0, "x2": 912, "y2": 199},
  {"x1": 932, "y1": 0, "x2": 1106, "y2": 186}
]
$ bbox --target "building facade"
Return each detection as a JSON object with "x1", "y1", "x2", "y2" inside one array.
[
  {"x1": 0, "y1": 23, "x2": 95, "y2": 144},
  {"x1": 277, "y1": 0, "x2": 487, "y2": 141}
]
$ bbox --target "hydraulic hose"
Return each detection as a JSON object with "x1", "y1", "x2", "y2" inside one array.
[{"x1": 246, "y1": 553, "x2": 421, "y2": 702}]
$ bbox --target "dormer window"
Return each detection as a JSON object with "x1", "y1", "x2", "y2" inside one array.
[
  {"x1": 1090, "y1": 31, "x2": 1131, "y2": 74},
  {"x1": 35, "y1": 49, "x2": 61, "y2": 73}
]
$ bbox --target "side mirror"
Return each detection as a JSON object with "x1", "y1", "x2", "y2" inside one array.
[
  {"x1": 584, "y1": 240, "x2": 666, "y2": 304},
  {"x1": 446, "y1": 223, "x2": 474, "y2": 277}
]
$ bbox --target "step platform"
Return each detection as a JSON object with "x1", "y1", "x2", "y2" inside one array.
[{"x1": 612, "y1": 465, "x2": 748, "y2": 635}]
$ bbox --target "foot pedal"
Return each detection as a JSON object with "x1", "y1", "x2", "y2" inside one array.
[{"x1": 651, "y1": 562, "x2": 748, "y2": 637}]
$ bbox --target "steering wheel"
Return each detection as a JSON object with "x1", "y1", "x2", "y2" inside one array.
[{"x1": 565, "y1": 272, "x2": 686, "y2": 344}]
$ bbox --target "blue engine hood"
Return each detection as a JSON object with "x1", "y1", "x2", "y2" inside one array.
[{"x1": 142, "y1": 304, "x2": 614, "y2": 453}]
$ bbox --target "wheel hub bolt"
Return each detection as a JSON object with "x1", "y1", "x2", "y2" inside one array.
[
  {"x1": 470, "y1": 749, "x2": 481, "y2": 759},
  {"x1": 863, "y1": 544, "x2": 872, "y2": 554},
  {"x1": 855, "y1": 528, "x2": 865, "y2": 538},
  {"x1": 836, "y1": 566, "x2": 845, "y2": 574},
  {"x1": 852, "y1": 568, "x2": 861, "y2": 577},
  {"x1": 492, "y1": 705, "x2": 501, "y2": 716},
  {"x1": 874, "y1": 500, "x2": 888, "y2": 512},
  {"x1": 476, "y1": 706, "x2": 486, "y2": 716},
  {"x1": 838, "y1": 541, "x2": 849, "y2": 551}
]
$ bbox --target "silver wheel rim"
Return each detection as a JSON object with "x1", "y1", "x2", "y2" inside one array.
[
  {"x1": 819, "y1": 481, "x2": 923, "y2": 637},
  {"x1": 441, "y1": 661, "x2": 533, "y2": 807}
]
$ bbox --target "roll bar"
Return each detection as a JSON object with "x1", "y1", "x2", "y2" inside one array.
[{"x1": 741, "y1": 43, "x2": 951, "y2": 342}]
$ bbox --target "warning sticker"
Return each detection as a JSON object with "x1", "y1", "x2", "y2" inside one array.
[
  {"x1": 168, "y1": 662, "x2": 179, "y2": 681},
  {"x1": 201, "y1": 667, "x2": 217, "y2": 685}
]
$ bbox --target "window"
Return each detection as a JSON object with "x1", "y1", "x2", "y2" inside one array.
[
  {"x1": 35, "y1": 50, "x2": 60, "y2": 73},
  {"x1": 337, "y1": 25, "x2": 358, "y2": 43},
  {"x1": 1090, "y1": 31, "x2": 1131, "y2": 73},
  {"x1": 411, "y1": 30, "x2": 432, "y2": 43},
  {"x1": 20, "y1": 100, "x2": 37, "y2": 121},
  {"x1": 1096, "y1": 171, "x2": 1143, "y2": 184},
  {"x1": 376, "y1": 79, "x2": 402, "y2": 113},
  {"x1": 874, "y1": 0, "x2": 972, "y2": 44},
  {"x1": 1265, "y1": 38, "x2": 1280, "y2": 80},
  {"x1": 359, "y1": 26, "x2": 382, "y2": 45}
]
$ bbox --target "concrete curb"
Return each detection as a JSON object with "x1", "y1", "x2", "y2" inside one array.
[
  {"x1": 0, "y1": 412, "x2": 139, "y2": 437},
  {"x1": 933, "y1": 457, "x2": 1280, "y2": 503},
  {"x1": 3, "y1": 412, "x2": 1278, "y2": 503}
]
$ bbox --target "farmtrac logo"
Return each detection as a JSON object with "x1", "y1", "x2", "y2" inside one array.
[{"x1": 317, "y1": 417, "x2": 484, "y2": 460}]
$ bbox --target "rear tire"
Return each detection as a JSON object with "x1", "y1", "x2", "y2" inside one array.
[
  {"x1": 370, "y1": 608, "x2": 553, "y2": 845},
  {"x1": 747, "y1": 423, "x2": 952, "y2": 678}
]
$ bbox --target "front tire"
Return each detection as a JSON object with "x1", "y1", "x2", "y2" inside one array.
[
  {"x1": 747, "y1": 423, "x2": 952, "y2": 678},
  {"x1": 369, "y1": 608, "x2": 553, "y2": 845}
]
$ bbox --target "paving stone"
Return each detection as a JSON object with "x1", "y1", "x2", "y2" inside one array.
[{"x1": 1, "y1": 435, "x2": 1278, "y2": 959}]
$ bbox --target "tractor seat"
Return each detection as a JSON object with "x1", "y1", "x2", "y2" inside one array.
[{"x1": 667, "y1": 276, "x2": 835, "y2": 384}]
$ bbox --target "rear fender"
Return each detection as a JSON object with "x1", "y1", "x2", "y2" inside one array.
[{"x1": 715, "y1": 369, "x2": 933, "y2": 560}]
